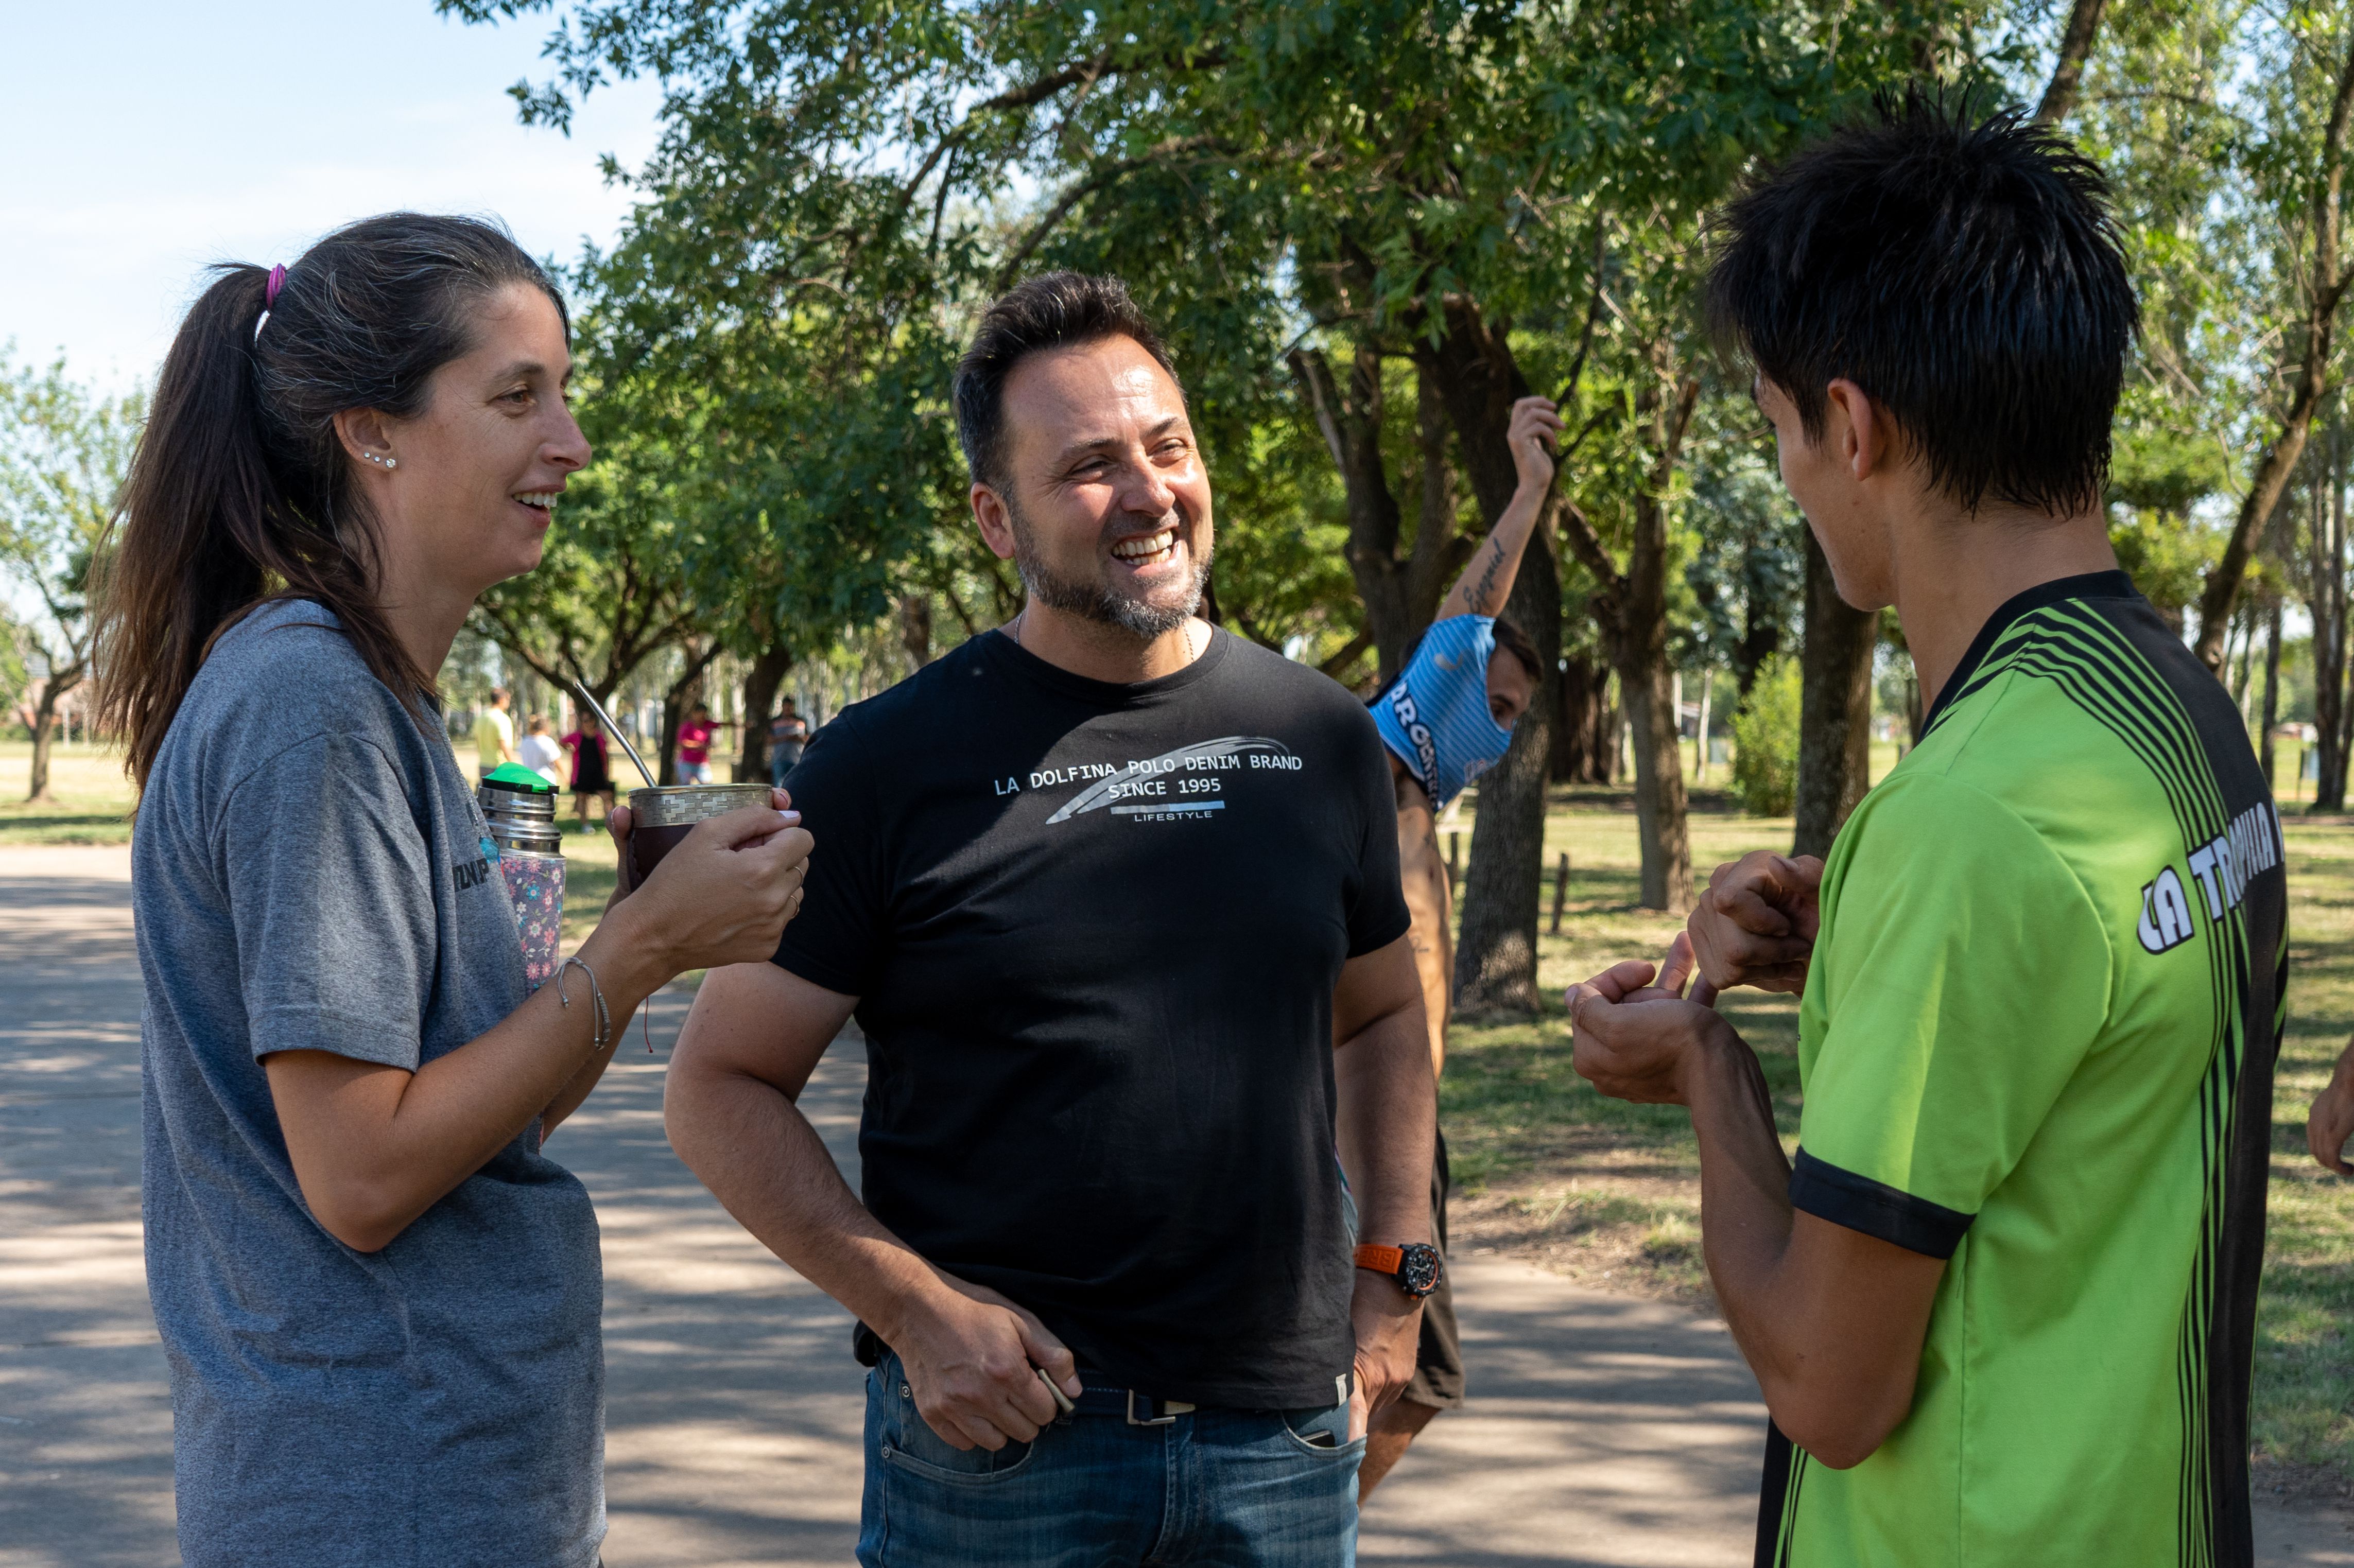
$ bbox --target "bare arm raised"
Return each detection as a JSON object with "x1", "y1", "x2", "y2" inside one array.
[{"x1": 1431, "y1": 396, "x2": 1563, "y2": 623}]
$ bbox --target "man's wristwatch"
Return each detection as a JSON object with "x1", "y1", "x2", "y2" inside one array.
[{"x1": 1353, "y1": 1242, "x2": 1444, "y2": 1299}]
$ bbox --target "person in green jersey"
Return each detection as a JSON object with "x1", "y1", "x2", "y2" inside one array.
[{"x1": 1566, "y1": 90, "x2": 2287, "y2": 1568}]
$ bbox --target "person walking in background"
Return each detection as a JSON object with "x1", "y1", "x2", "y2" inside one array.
[
  {"x1": 1352, "y1": 392, "x2": 1559, "y2": 1498},
  {"x1": 518, "y1": 712, "x2": 563, "y2": 787},
  {"x1": 1568, "y1": 94, "x2": 2284, "y2": 1568},
  {"x1": 91, "y1": 213, "x2": 813, "y2": 1568},
  {"x1": 675, "y1": 700, "x2": 727, "y2": 784},
  {"x1": 768, "y1": 698, "x2": 808, "y2": 788},
  {"x1": 562, "y1": 716, "x2": 616, "y2": 832},
  {"x1": 665, "y1": 272, "x2": 1439, "y2": 1568},
  {"x1": 473, "y1": 685, "x2": 516, "y2": 778}
]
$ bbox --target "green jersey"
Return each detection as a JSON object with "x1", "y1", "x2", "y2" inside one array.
[{"x1": 1762, "y1": 572, "x2": 2286, "y2": 1568}]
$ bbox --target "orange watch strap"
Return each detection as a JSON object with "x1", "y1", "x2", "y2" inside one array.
[{"x1": 1352, "y1": 1243, "x2": 1405, "y2": 1275}]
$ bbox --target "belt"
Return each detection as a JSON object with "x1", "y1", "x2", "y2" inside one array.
[{"x1": 1065, "y1": 1382, "x2": 1198, "y2": 1426}]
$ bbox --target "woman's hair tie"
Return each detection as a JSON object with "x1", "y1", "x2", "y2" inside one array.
[{"x1": 264, "y1": 265, "x2": 287, "y2": 308}]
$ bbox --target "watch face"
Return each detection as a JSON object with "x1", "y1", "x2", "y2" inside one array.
[{"x1": 1399, "y1": 1243, "x2": 1443, "y2": 1298}]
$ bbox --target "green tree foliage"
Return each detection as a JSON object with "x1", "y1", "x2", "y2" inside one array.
[
  {"x1": 0, "y1": 351, "x2": 141, "y2": 800},
  {"x1": 1730, "y1": 653, "x2": 1803, "y2": 817},
  {"x1": 443, "y1": 0, "x2": 2354, "y2": 969}
]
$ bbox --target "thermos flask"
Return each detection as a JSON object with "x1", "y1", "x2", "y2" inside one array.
[{"x1": 478, "y1": 764, "x2": 566, "y2": 991}]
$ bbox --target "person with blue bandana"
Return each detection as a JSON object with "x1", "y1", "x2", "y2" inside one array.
[{"x1": 1355, "y1": 392, "x2": 1559, "y2": 1496}]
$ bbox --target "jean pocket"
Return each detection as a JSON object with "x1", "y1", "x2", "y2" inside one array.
[
  {"x1": 1278, "y1": 1401, "x2": 1361, "y2": 1456},
  {"x1": 876, "y1": 1357, "x2": 1040, "y2": 1485}
]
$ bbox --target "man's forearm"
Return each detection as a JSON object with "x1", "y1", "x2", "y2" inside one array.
[
  {"x1": 1444, "y1": 481, "x2": 1547, "y2": 621},
  {"x1": 1680, "y1": 1025, "x2": 1943, "y2": 1466},
  {"x1": 665, "y1": 1059, "x2": 948, "y2": 1341},
  {"x1": 1392, "y1": 783, "x2": 1453, "y2": 1077},
  {"x1": 1335, "y1": 1007, "x2": 1438, "y2": 1244},
  {"x1": 1682, "y1": 1027, "x2": 1798, "y2": 1367}
]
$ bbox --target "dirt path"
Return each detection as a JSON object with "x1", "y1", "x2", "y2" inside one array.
[{"x1": 2, "y1": 845, "x2": 2347, "y2": 1565}]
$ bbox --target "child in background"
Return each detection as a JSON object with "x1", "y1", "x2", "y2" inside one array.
[{"x1": 518, "y1": 713, "x2": 564, "y2": 787}]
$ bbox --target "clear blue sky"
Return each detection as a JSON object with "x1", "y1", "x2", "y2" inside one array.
[{"x1": 1, "y1": 1, "x2": 662, "y2": 392}]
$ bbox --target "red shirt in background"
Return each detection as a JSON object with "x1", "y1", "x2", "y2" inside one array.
[{"x1": 678, "y1": 719, "x2": 716, "y2": 765}]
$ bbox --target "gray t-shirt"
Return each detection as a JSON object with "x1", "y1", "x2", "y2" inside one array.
[{"x1": 136, "y1": 600, "x2": 604, "y2": 1568}]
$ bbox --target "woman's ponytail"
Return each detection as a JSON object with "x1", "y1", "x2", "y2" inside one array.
[
  {"x1": 92, "y1": 214, "x2": 566, "y2": 789},
  {"x1": 97, "y1": 264, "x2": 284, "y2": 786}
]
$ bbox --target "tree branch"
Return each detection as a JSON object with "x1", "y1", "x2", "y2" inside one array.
[
  {"x1": 2034, "y1": 0, "x2": 2108, "y2": 126},
  {"x1": 1317, "y1": 629, "x2": 1374, "y2": 680},
  {"x1": 1287, "y1": 347, "x2": 1352, "y2": 473},
  {"x1": 1554, "y1": 222, "x2": 1609, "y2": 406},
  {"x1": 993, "y1": 135, "x2": 1231, "y2": 288},
  {"x1": 1555, "y1": 498, "x2": 1624, "y2": 594}
]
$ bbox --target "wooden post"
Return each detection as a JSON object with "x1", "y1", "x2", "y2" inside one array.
[
  {"x1": 1448, "y1": 831, "x2": 1461, "y2": 884},
  {"x1": 1548, "y1": 851, "x2": 1570, "y2": 935}
]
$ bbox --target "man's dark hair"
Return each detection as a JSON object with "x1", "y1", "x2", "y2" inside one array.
[
  {"x1": 1490, "y1": 617, "x2": 1542, "y2": 683},
  {"x1": 1706, "y1": 86, "x2": 2137, "y2": 515},
  {"x1": 1369, "y1": 616, "x2": 1543, "y2": 708},
  {"x1": 953, "y1": 272, "x2": 1184, "y2": 489}
]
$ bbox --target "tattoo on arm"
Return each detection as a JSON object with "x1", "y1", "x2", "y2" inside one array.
[{"x1": 1468, "y1": 538, "x2": 1506, "y2": 612}]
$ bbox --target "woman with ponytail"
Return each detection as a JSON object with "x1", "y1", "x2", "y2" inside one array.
[{"x1": 94, "y1": 214, "x2": 814, "y2": 1568}]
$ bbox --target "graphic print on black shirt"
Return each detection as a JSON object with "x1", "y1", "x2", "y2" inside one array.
[{"x1": 773, "y1": 628, "x2": 1410, "y2": 1408}]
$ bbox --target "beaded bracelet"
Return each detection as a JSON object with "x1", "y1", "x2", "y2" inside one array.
[{"x1": 556, "y1": 955, "x2": 612, "y2": 1056}]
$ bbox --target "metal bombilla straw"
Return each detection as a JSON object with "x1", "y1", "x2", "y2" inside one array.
[
  {"x1": 571, "y1": 683, "x2": 659, "y2": 790},
  {"x1": 572, "y1": 681, "x2": 663, "y2": 1053}
]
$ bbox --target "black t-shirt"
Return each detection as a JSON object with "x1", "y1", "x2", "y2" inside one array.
[{"x1": 774, "y1": 627, "x2": 1410, "y2": 1407}]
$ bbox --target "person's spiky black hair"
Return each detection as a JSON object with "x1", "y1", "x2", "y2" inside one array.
[{"x1": 1706, "y1": 84, "x2": 2138, "y2": 515}]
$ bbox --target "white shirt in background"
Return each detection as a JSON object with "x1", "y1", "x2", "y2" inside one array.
[{"x1": 518, "y1": 732, "x2": 564, "y2": 787}]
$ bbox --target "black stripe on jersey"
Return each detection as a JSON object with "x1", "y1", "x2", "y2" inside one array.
[
  {"x1": 1895, "y1": 573, "x2": 2280, "y2": 1568},
  {"x1": 1756, "y1": 1421, "x2": 1808, "y2": 1568},
  {"x1": 1788, "y1": 1148, "x2": 1974, "y2": 1258}
]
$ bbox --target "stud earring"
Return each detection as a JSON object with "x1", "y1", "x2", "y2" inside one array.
[{"x1": 385, "y1": 458, "x2": 397, "y2": 469}]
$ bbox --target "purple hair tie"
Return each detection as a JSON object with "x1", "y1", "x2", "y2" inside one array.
[{"x1": 264, "y1": 265, "x2": 287, "y2": 308}]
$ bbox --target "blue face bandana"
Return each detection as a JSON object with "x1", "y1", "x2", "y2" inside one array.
[{"x1": 1370, "y1": 615, "x2": 1516, "y2": 808}]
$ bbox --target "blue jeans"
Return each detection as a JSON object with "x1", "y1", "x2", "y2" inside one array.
[{"x1": 858, "y1": 1352, "x2": 1362, "y2": 1566}]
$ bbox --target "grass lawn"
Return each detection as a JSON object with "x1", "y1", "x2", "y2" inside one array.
[
  {"x1": 9, "y1": 731, "x2": 2350, "y2": 1485},
  {"x1": 0, "y1": 739, "x2": 140, "y2": 844}
]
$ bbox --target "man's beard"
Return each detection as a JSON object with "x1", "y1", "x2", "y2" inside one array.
[{"x1": 1008, "y1": 500, "x2": 1210, "y2": 641}]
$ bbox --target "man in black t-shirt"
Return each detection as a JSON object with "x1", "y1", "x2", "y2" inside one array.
[{"x1": 668, "y1": 273, "x2": 1440, "y2": 1567}]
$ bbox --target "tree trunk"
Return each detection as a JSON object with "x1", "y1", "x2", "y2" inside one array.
[
  {"x1": 1406, "y1": 358, "x2": 1464, "y2": 632},
  {"x1": 2312, "y1": 454, "x2": 2349, "y2": 811},
  {"x1": 1694, "y1": 667, "x2": 1715, "y2": 784},
  {"x1": 1551, "y1": 654, "x2": 1615, "y2": 783},
  {"x1": 2261, "y1": 593, "x2": 2284, "y2": 787},
  {"x1": 1290, "y1": 344, "x2": 1473, "y2": 686},
  {"x1": 2033, "y1": 0, "x2": 2109, "y2": 127},
  {"x1": 736, "y1": 643, "x2": 794, "y2": 783},
  {"x1": 655, "y1": 643, "x2": 722, "y2": 787},
  {"x1": 1794, "y1": 532, "x2": 1878, "y2": 857},
  {"x1": 2227, "y1": 606, "x2": 2255, "y2": 713},
  {"x1": 1292, "y1": 345, "x2": 1411, "y2": 678},
  {"x1": 1613, "y1": 374, "x2": 1698, "y2": 911},
  {"x1": 1620, "y1": 651, "x2": 1687, "y2": 905},
  {"x1": 25, "y1": 680, "x2": 62, "y2": 803},
  {"x1": 2196, "y1": 35, "x2": 2354, "y2": 669},
  {"x1": 900, "y1": 594, "x2": 934, "y2": 668},
  {"x1": 1428, "y1": 298, "x2": 1560, "y2": 1012}
]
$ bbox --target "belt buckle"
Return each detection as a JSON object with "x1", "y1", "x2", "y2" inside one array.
[{"x1": 1126, "y1": 1389, "x2": 1193, "y2": 1427}]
